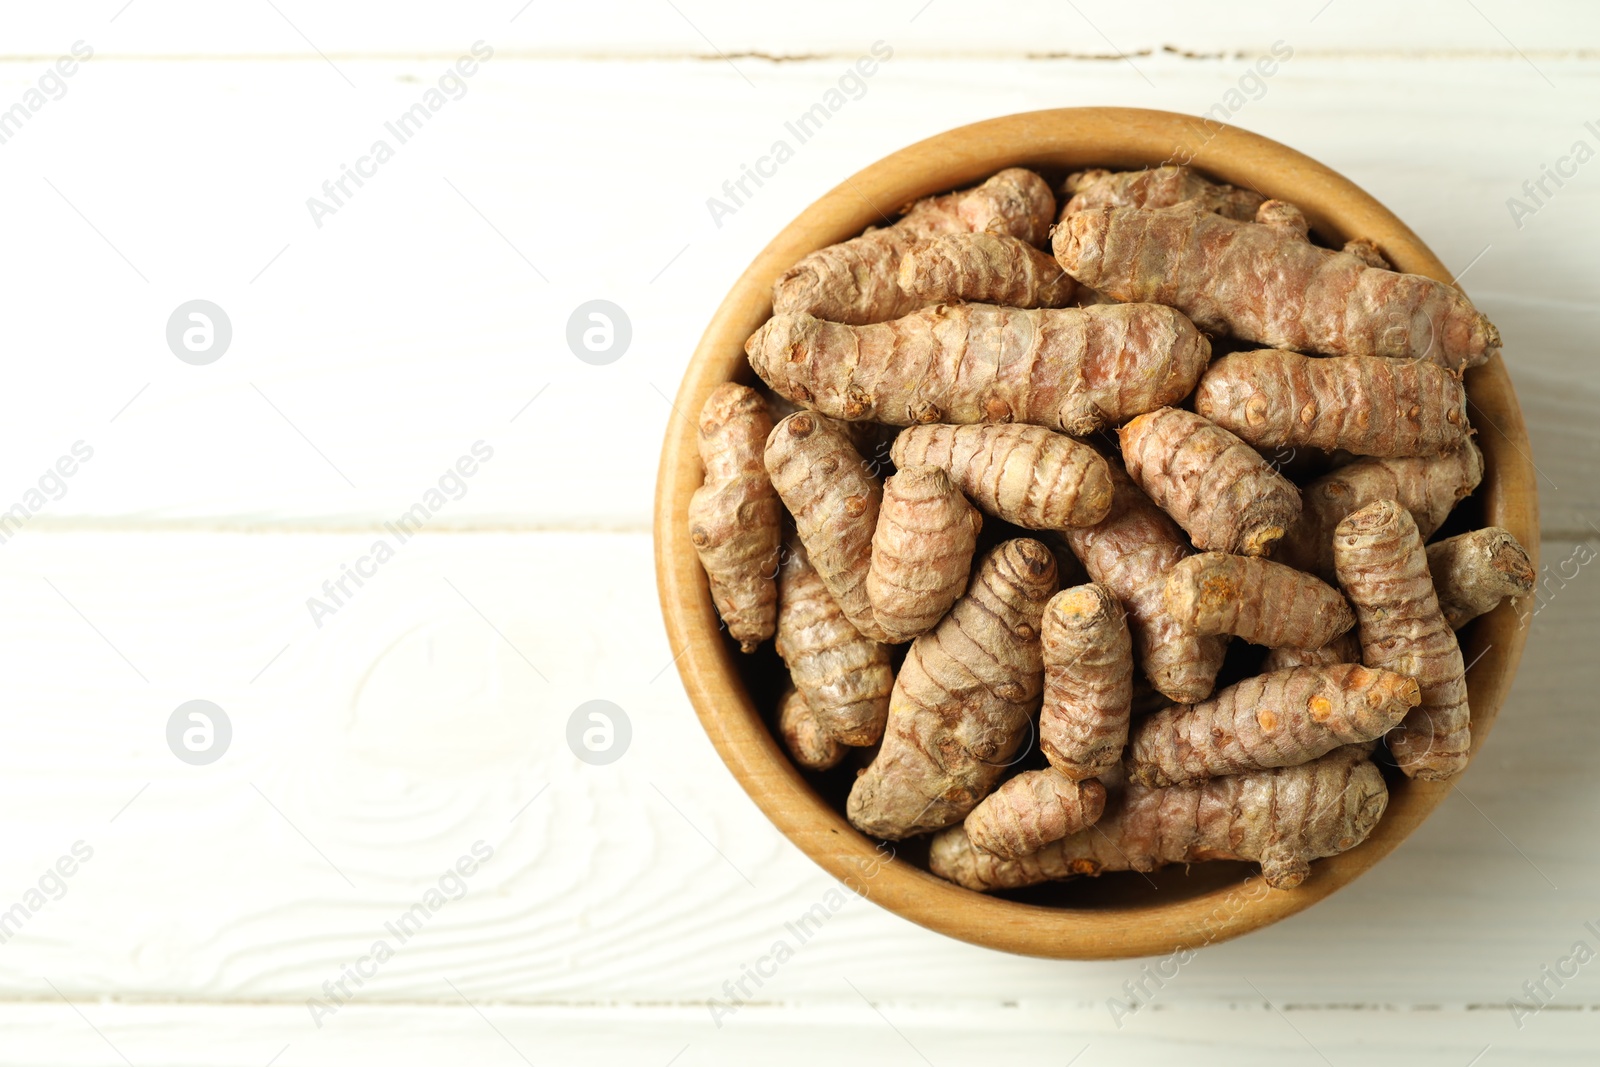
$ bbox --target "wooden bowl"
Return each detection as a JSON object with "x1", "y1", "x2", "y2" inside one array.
[{"x1": 653, "y1": 107, "x2": 1538, "y2": 959}]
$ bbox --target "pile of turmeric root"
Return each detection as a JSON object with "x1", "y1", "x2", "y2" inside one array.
[{"x1": 688, "y1": 164, "x2": 1535, "y2": 895}]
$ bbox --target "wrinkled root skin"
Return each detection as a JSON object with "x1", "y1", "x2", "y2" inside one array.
[
  {"x1": 891, "y1": 423, "x2": 1112, "y2": 530},
  {"x1": 774, "y1": 541, "x2": 894, "y2": 747},
  {"x1": 772, "y1": 168, "x2": 1055, "y2": 325},
  {"x1": 1195, "y1": 350, "x2": 1470, "y2": 458},
  {"x1": 847, "y1": 540, "x2": 1058, "y2": 840},
  {"x1": 1061, "y1": 463, "x2": 1226, "y2": 704},
  {"x1": 746, "y1": 303, "x2": 1211, "y2": 436},
  {"x1": 688, "y1": 383, "x2": 781, "y2": 652},
  {"x1": 777, "y1": 688, "x2": 846, "y2": 771},
  {"x1": 1273, "y1": 443, "x2": 1483, "y2": 579},
  {"x1": 866, "y1": 465, "x2": 982, "y2": 643},
  {"x1": 1062, "y1": 166, "x2": 1265, "y2": 222},
  {"x1": 899, "y1": 232, "x2": 1076, "y2": 310},
  {"x1": 1119, "y1": 407, "x2": 1302, "y2": 558},
  {"x1": 1038, "y1": 584, "x2": 1133, "y2": 781},
  {"x1": 1335, "y1": 500, "x2": 1471, "y2": 780},
  {"x1": 1164, "y1": 553, "x2": 1355, "y2": 650},
  {"x1": 1261, "y1": 632, "x2": 1363, "y2": 674},
  {"x1": 1426, "y1": 527, "x2": 1536, "y2": 630},
  {"x1": 930, "y1": 747, "x2": 1388, "y2": 891},
  {"x1": 1125, "y1": 664, "x2": 1419, "y2": 787},
  {"x1": 1053, "y1": 204, "x2": 1499, "y2": 371},
  {"x1": 765, "y1": 411, "x2": 889, "y2": 642},
  {"x1": 963, "y1": 770, "x2": 1106, "y2": 860}
]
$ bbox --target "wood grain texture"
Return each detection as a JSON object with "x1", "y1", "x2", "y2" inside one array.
[
  {"x1": 2, "y1": 1001, "x2": 1599, "y2": 1066},
  {"x1": 0, "y1": 56, "x2": 1590, "y2": 530},
  {"x1": 1, "y1": 1, "x2": 1596, "y2": 57},
  {"x1": 0, "y1": 531, "x2": 1593, "y2": 1010},
  {"x1": 0, "y1": 22, "x2": 1595, "y2": 1059},
  {"x1": 657, "y1": 107, "x2": 1538, "y2": 958}
]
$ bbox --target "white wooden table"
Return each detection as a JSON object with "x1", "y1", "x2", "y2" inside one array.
[{"x1": 0, "y1": 3, "x2": 1596, "y2": 1063}]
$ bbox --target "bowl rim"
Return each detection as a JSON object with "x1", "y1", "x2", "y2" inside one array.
[{"x1": 653, "y1": 107, "x2": 1539, "y2": 960}]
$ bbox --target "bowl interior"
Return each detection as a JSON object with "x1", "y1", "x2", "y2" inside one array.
[{"x1": 654, "y1": 107, "x2": 1538, "y2": 959}]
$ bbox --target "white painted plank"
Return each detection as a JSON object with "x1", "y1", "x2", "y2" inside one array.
[
  {"x1": 0, "y1": 528, "x2": 1591, "y2": 1015},
  {"x1": 2, "y1": 1, "x2": 1598, "y2": 58},
  {"x1": 0, "y1": 16, "x2": 1589, "y2": 1055},
  {"x1": 0, "y1": 1001, "x2": 1595, "y2": 1067},
  {"x1": 0, "y1": 55, "x2": 1595, "y2": 531}
]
